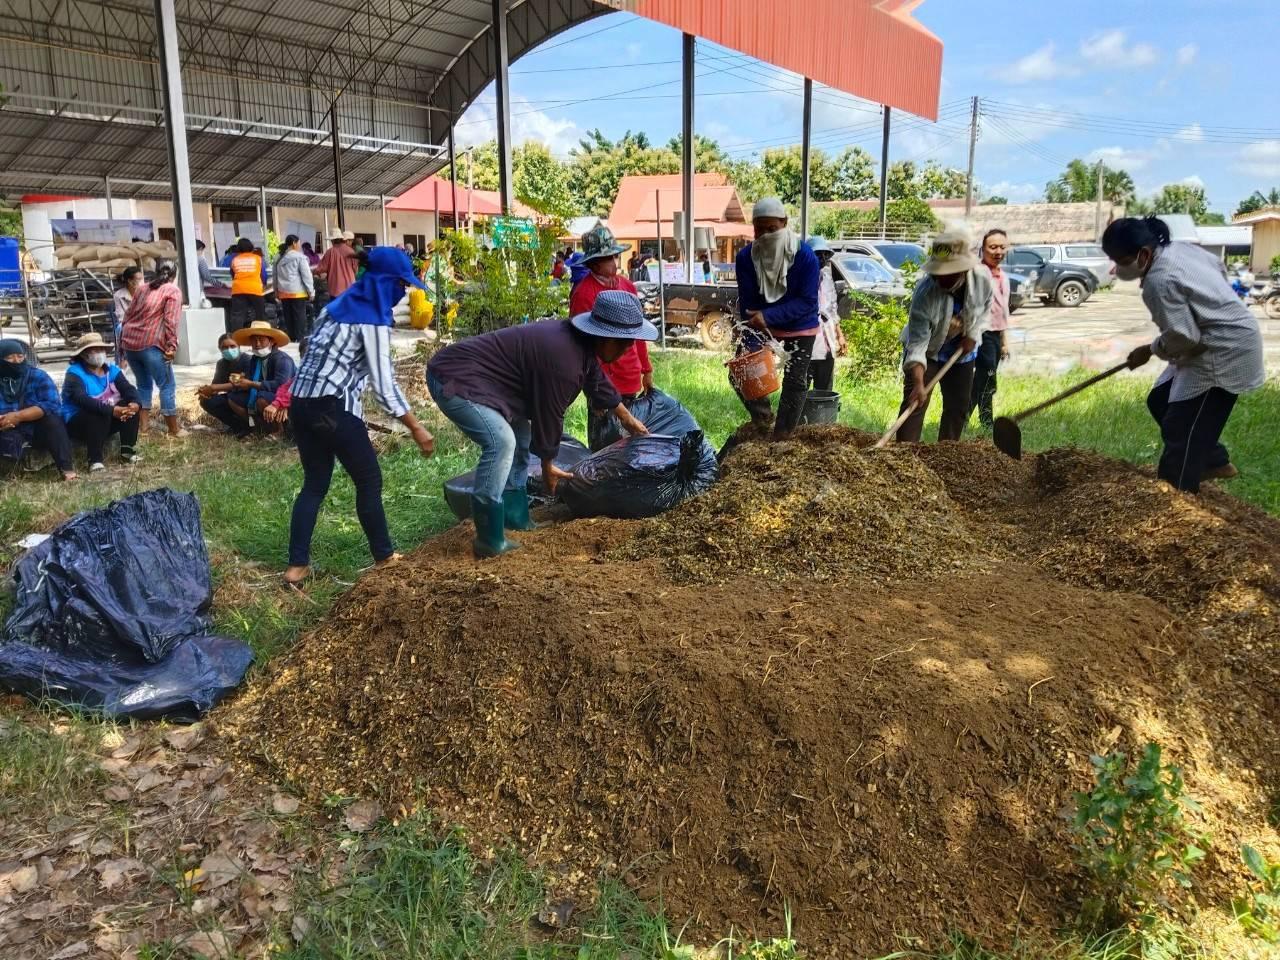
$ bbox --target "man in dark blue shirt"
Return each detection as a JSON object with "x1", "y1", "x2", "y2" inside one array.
[{"x1": 733, "y1": 197, "x2": 820, "y2": 437}]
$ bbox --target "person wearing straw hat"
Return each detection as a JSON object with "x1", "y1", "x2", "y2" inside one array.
[
  {"x1": 807, "y1": 236, "x2": 847, "y2": 393},
  {"x1": 428, "y1": 290, "x2": 654, "y2": 558},
  {"x1": 285, "y1": 247, "x2": 436, "y2": 590},
  {"x1": 315, "y1": 228, "x2": 358, "y2": 298},
  {"x1": 59, "y1": 333, "x2": 142, "y2": 471},
  {"x1": 733, "y1": 197, "x2": 821, "y2": 438},
  {"x1": 895, "y1": 225, "x2": 993, "y2": 443},
  {"x1": 200, "y1": 320, "x2": 296, "y2": 439}
]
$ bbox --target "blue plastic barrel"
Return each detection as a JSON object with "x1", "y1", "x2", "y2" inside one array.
[{"x1": 0, "y1": 237, "x2": 20, "y2": 295}]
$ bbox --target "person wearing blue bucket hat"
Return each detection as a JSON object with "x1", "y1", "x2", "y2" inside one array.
[
  {"x1": 428, "y1": 290, "x2": 656, "y2": 558},
  {"x1": 283, "y1": 247, "x2": 437, "y2": 590}
]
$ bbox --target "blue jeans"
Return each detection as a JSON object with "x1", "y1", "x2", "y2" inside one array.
[
  {"x1": 428, "y1": 374, "x2": 529, "y2": 502},
  {"x1": 125, "y1": 346, "x2": 177, "y2": 416}
]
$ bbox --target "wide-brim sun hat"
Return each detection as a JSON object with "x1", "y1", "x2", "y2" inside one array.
[
  {"x1": 570, "y1": 289, "x2": 659, "y2": 342},
  {"x1": 232, "y1": 320, "x2": 291, "y2": 348},
  {"x1": 923, "y1": 226, "x2": 978, "y2": 276},
  {"x1": 328, "y1": 228, "x2": 346, "y2": 241},
  {"x1": 342, "y1": 230, "x2": 355, "y2": 242},
  {"x1": 71, "y1": 332, "x2": 113, "y2": 358},
  {"x1": 580, "y1": 224, "x2": 629, "y2": 263}
]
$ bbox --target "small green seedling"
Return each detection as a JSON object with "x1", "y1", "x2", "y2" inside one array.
[{"x1": 1235, "y1": 844, "x2": 1280, "y2": 942}]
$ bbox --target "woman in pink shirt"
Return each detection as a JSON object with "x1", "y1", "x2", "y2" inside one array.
[{"x1": 970, "y1": 228, "x2": 1011, "y2": 429}]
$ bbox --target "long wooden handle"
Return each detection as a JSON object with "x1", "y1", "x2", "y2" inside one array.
[
  {"x1": 1011, "y1": 361, "x2": 1130, "y2": 424},
  {"x1": 873, "y1": 351, "x2": 963, "y2": 449}
]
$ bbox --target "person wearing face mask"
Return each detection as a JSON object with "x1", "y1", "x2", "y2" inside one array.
[
  {"x1": 285, "y1": 248, "x2": 436, "y2": 590},
  {"x1": 969, "y1": 228, "x2": 1012, "y2": 429},
  {"x1": 196, "y1": 333, "x2": 252, "y2": 424},
  {"x1": 428, "y1": 290, "x2": 652, "y2": 558},
  {"x1": 894, "y1": 225, "x2": 992, "y2": 443},
  {"x1": 60, "y1": 333, "x2": 142, "y2": 471},
  {"x1": 201, "y1": 321, "x2": 296, "y2": 439},
  {"x1": 0, "y1": 339, "x2": 77, "y2": 481},
  {"x1": 806, "y1": 236, "x2": 846, "y2": 393},
  {"x1": 1101, "y1": 216, "x2": 1264, "y2": 493},
  {"x1": 112, "y1": 266, "x2": 143, "y2": 372},
  {"x1": 733, "y1": 197, "x2": 821, "y2": 438},
  {"x1": 120, "y1": 262, "x2": 186, "y2": 439}
]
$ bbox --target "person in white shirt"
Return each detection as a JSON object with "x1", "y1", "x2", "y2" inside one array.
[
  {"x1": 1102, "y1": 216, "x2": 1264, "y2": 493},
  {"x1": 806, "y1": 237, "x2": 846, "y2": 391}
]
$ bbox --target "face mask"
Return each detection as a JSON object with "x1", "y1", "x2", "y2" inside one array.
[
  {"x1": 85, "y1": 351, "x2": 107, "y2": 368},
  {"x1": 253, "y1": 347, "x2": 272, "y2": 358},
  {"x1": 221, "y1": 348, "x2": 239, "y2": 362}
]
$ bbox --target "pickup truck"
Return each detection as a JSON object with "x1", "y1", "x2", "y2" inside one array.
[{"x1": 639, "y1": 253, "x2": 909, "y2": 350}]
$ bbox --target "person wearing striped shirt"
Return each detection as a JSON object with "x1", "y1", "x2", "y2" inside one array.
[
  {"x1": 1103, "y1": 216, "x2": 1265, "y2": 494},
  {"x1": 283, "y1": 247, "x2": 434, "y2": 590}
]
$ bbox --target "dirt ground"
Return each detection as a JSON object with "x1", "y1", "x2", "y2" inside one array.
[{"x1": 225, "y1": 427, "x2": 1280, "y2": 956}]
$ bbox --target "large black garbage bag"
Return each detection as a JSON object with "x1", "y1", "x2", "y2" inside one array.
[
  {"x1": 0, "y1": 489, "x2": 253, "y2": 720},
  {"x1": 443, "y1": 436, "x2": 590, "y2": 521},
  {"x1": 559, "y1": 431, "x2": 719, "y2": 520},
  {"x1": 587, "y1": 387, "x2": 702, "y2": 451}
]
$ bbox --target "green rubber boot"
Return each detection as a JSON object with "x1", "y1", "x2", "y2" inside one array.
[
  {"x1": 472, "y1": 496, "x2": 519, "y2": 559},
  {"x1": 502, "y1": 487, "x2": 538, "y2": 531}
]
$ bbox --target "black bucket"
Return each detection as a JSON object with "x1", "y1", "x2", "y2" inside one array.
[{"x1": 801, "y1": 389, "x2": 841, "y2": 425}]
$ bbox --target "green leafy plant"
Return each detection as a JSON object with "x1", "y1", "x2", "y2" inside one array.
[
  {"x1": 454, "y1": 223, "x2": 566, "y2": 336},
  {"x1": 727, "y1": 904, "x2": 800, "y2": 959},
  {"x1": 1269, "y1": 253, "x2": 1280, "y2": 277},
  {"x1": 1071, "y1": 743, "x2": 1207, "y2": 929},
  {"x1": 1234, "y1": 845, "x2": 1280, "y2": 942},
  {"x1": 841, "y1": 259, "x2": 915, "y2": 380}
]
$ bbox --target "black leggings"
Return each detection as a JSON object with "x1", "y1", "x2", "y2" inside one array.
[
  {"x1": 1146, "y1": 380, "x2": 1237, "y2": 493},
  {"x1": 733, "y1": 336, "x2": 816, "y2": 436},
  {"x1": 896, "y1": 358, "x2": 975, "y2": 443},
  {"x1": 287, "y1": 396, "x2": 393, "y2": 566},
  {"x1": 9, "y1": 416, "x2": 75, "y2": 472},
  {"x1": 66, "y1": 409, "x2": 140, "y2": 463}
]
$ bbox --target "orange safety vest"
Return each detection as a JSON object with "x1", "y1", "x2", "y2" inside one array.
[{"x1": 230, "y1": 252, "x2": 265, "y2": 296}]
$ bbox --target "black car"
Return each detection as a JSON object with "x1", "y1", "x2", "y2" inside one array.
[{"x1": 1005, "y1": 248, "x2": 1097, "y2": 307}]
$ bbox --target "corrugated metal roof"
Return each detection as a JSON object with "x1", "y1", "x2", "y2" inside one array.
[{"x1": 1196, "y1": 225, "x2": 1252, "y2": 245}]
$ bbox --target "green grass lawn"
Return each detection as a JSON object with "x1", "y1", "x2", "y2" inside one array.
[{"x1": 0, "y1": 348, "x2": 1276, "y2": 959}]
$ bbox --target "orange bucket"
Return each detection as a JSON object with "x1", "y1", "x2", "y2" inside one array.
[{"x1": 726, "y1": 347, "x2": 781, "y2": 401}]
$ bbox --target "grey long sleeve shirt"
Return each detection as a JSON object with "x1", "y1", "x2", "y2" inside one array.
[{"x1": 900, "y1": 269, "x2": 993, "y2": 370}]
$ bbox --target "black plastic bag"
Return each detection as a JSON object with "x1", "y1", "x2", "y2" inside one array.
[
  {"x1": 559, "y1": 431, "x2": 719, "y2": 520},
  {"x1": 0, "y1": 489, "x2": 253, "y2": 720},
  {"x1": 587, "y1": 388, "x2": 702, "y2": 451},
  {"x1": 443, "y1": 436, "x2": 590, "y2": 521}
]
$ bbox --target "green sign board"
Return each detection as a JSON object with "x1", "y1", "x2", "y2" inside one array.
[{"x1": 490, "y1": 216, "x2": 537, "y2": 249}]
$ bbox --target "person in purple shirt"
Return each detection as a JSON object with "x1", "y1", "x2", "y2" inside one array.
[
  {"x1": 428, "y1": 290, "x2": 655, "y2": 558},
  {"x1": 733, "y1": 197, "x2": 820, "y2": 438}
]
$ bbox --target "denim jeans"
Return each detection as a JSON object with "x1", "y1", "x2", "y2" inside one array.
[
  {"x1": 125, "y1": 346, "x2": 178, "y2": 416},
  {"x1": 287, "y1": 395, "x2": 393, "y2": 566},
  {"x1": 428, "y1": 374, "x2": 530, "y2": 502}
]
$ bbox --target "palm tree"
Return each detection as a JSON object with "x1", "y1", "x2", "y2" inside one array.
[{"x1": 1044, "y1": 159, "x2": 1136, "y2": 206}]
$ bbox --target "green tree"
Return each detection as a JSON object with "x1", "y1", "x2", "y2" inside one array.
[
  {"x1": 665, "y1": 134, "x2": 730, "y2": 174},
  {"x1": 885, "y1": 197, "x2": 940, "y2": 236},
  {"x1": 725, "y1": 158, "x2": 779, "y2": 209},
  {"x1": 513, "y1": 143, "x2": 575, "y2": 218},
  {"x1": 886, "y1": 160, "x2": 920, "y2": 201},
  {"x1": 1235, "y1": 188, "x2": 1280, "y2": 218},
  {"x1": 0, "y1": 204, "x2": 20, "y2": 238},
  {"x1": 1151, "y1": 183, "x2": 1209, "y2": 220},
  {"x1": 917, "y1": 161, "x2": 969, "y2": 199},
  {"x1": 831, "y1": 146, "x2": 877, "y2": 200},
  {"x1": 810, "y1": 207, "x2": 874, "y2": 239},
  {"x1": 1045, "y1": 159, "x2": 1136, "y2": 206},
  {"x1": 1198, "y1": 212, "x2": 1227, "y2": 226},
  {"x1": 760, "y1": 145, "x2": 839, "y2": 204},
  {"x1": 455, "y1": 141, "x2": 500, "y2": 192},
  {"x1": 566, "y1": 129, "x2": 679, "y2": 216},
  {"x1": 982, "y1": 195, "x2": 1009, "y2": 205}
]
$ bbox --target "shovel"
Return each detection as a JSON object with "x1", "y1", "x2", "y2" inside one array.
[
  {"x1": 873, "y1": 352, "x2": 962, "y2": 449},
  {"x1": 992, "y1": 360, "x2": 1130, "y2": 460}
]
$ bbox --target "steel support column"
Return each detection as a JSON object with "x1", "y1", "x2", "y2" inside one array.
[
  {"x1": 800, "y1": 78, "x2": 812, "y2": 240},
  {"x1": 259, "y1": 185, "x2": 269, "y2": 236},
  {"x1": 331, "y1": 101, "x2": 346, "y2": 229},
  {"x1": 103, "y1": 176, "x2": 113, "y2": 220},
  {"x1": 153, "y1": 0, "x2": 201, "y2": 305},
  {"x1": 380, "y1": 194, "x2": 389, "y2": 245},
  {"x1": 492, "y1": 0, "x2": 514, "y2": 215},
  {"x1": 681, "y1": 32, "x2": 695, "y2": 282},
  {"x1": 448, "y1": 125, "x2": 460, "y2": 234}
]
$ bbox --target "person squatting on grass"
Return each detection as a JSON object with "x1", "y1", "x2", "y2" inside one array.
[
  {"x1": 282, "y1": 248, "x2": 435, "y2": 590},
  {"x1": 427, "y1": 290, "x2": 654, "y2": 559},
  {"x1": 1102, "y1": 216, "x2": 1264, "y2": 493},
  {"x1": 895, "y1": 226, "x2": 993, "y2": 443},
  {"x1": 0, "y1": 339, "x2": 77, "y2": 481}
]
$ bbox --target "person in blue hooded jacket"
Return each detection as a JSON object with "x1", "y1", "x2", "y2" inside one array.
[
  {"x1": 732, "y1": 197, "x2": 820, "y2": 438},
  {"x1": 0, "y1": 339, "x2": 77, "y2": 480}
]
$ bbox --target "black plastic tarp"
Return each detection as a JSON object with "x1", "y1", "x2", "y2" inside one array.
[
  {"x1": 559, "y1": 431, "x2": 719, "y2": 520},
  {"x1": 587, "y1": 387, "x2": 703, "y2": 452},
  {"x1": 443, "y1": 436, "x2": 591, "y2": 521},
  {"x1": 0, "y1": 489, "x2": 253, "y2": 720}
]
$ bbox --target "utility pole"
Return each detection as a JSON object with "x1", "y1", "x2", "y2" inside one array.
[
  {"x1": 1094, "y1": 160, "x2": 1105, "y2": 240},
  {"x1": 878, "y1": 106, "x2": 891, "y2": 238},
  {"x1": 964, "y1": 95, "x2": 979, "y2": 216},
  {"x1": 466, "y1": 147, "x2": 474, "y2": 238}
]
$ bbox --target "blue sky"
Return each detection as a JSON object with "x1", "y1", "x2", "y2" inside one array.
[{"x1": 454, "y1": 1, "x2": 1280, "y2": 215}]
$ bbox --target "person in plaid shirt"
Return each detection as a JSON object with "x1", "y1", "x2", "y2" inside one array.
[{"x1": 120, "y1": 263, "x2": 187, "y2": 439}]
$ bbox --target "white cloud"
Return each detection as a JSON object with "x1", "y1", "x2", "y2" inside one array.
[
  {"x1": 1177, "y1": 174, "x2": 1205, "y2": 189},
  {"x1": 1173, "y1": 123, "x2": 1204, "y2": 143},
  {"x1": 454, "y1": 95, "x2": 581, "y2": 156},
  {"x1": 1237, "y1": 141, "x2": 1280, "y2": 178},
  {"x1": 1002, "y1": 44, "x2": 1076, "y2": 84},
  {"x1": 1079, "y1": 29, "x2": 1159, "y2": 69},
  {"x1": 984, "y1": 180, "x2": 1041, "y2": 203},
  {"x1": 1175, "y1": 43, "x2": 1198, "y2": 67},
  {"x1": 1088, "y1": 145, "x2": 1157, "y2": 172}
]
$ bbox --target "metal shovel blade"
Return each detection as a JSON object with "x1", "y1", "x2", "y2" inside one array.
[{"x1": 992, "y1": 417, "x2": 1022, "y2": 460}]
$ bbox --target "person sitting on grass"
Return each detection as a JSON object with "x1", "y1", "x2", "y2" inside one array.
[
  {"x1": 60, "y1": 333, "x2": 141, "y2": 471},
  {"x1": 196, "y1": 333, "x2": 250, "y2": 415},
  {"x1": 0, "y1": 339, "x2": 77, "y2": 481},
  {"x1": 200, "y1": 321, "x2": 295, "y2": 439}
]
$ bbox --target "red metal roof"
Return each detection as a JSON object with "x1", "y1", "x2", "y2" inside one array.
[
  {"x1": 386, "y1": 176, "x2": 503, "y2": 215},
  {"x1": 607, "y1": 172, "x2": 751, "y2": 240},
  {"x1": 599, "y1": 0, "x2": 942, "y2": 119}
]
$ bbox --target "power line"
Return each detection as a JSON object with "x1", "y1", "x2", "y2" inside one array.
[{"x1": 980, "y1": 98, "x2": 1279, "y2": 145}]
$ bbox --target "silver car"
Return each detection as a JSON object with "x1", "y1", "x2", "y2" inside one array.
[{"x1": 1013, "y1": 243, "x2": 1115, "y2": 289}]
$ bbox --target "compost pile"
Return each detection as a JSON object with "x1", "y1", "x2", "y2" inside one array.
[{"x1": 228, "y1": 426, "x2": 1280, "y2": 955}]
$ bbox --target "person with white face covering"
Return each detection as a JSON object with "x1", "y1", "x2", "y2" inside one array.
[
  {"x1": 732, "y1": 197, "x2": 821, "y2": 437},
  {"x1": 1102, "y1": 216, "x2": 1264, "y2": 493},
  {"x1": 201, "y1": 321, "x2": 297, "y2": 439}
]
